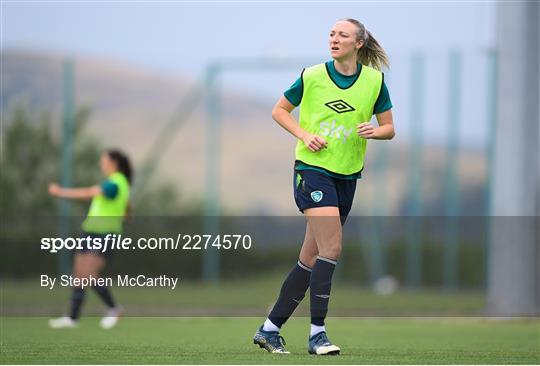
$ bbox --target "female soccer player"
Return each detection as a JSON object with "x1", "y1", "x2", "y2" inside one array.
[
  {"x1": 48, "y1": 149, "x2": 132, "y2": 329},
  {"x1": 253, "y1": 19, "x2": 395, "y2": 354}
]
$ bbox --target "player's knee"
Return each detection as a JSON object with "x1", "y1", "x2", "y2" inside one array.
[
  {"x1": 319, "y1": 243, "x2": 342, "y2": 261},
  {"x1": 300, "y1": 253, "x2": 318, "y2": 268},
  {"x1": 72, "y1": 268, "x2": 85, "y2": 279}
]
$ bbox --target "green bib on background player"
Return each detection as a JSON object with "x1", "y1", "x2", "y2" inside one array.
[
  {"x1": 296, "y1": 63, "x2": 382, "y2": 175},
  {"x1": 82, "y1": 172, "x2": 130, "y2": 234}
]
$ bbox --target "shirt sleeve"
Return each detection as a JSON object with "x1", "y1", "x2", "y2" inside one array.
[
  {"x1": 283, "y1": 72, "x2": 304, "y2": 106},
  {"x1": 100, "y1": 180, "x2": 118, "y2": 199},
  {"x1": 373, "y1": 75, "x2": 393, "y2": 114}
]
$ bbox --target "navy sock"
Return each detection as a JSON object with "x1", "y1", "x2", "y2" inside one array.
[
  {"x1": 268, "y1": 260, "x2": 312, "y2": 328},
  {"x1": 93, "y1": 285, "x2": 116, "y2": 308},
  {"x1": 310, "y1": 256, "x2": 337, "y2": 326},
  {"x1": 69, "y1": 287, "x2": 85, "y2": 320}
]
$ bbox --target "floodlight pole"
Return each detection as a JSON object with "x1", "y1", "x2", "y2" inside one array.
[
  {"x1": 443, "y1": 50, "x2": 462, "y2": 291},
  {"x1": 487, "y1": 1, "x2": 539, "y2": 316},
  {"x1": 369, "y1": 143, "x2": 389, "y2": 285},
  {"x1": 202, "y1": 63, "x2": 222, "y2": 282},
  {"x1": 405, "y1": 52, "x2": 425, "y2": 289},
  {"x1": 59, "y1": 58, "x2": 75, "y2": 276},
  {"x1": 483, "y1": 48, "x2": 497, "y2": 291}
]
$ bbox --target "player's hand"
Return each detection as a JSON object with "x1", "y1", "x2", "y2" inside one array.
[
  {"x1": 357, "y1": 122, "x2": 376, "y2": 139},
  {"x1": 48, "y1": 183, "x2": 61, "y2": 196},
  {"x1": 301, "y1": 132, "x2": 327, "y2": 152}
]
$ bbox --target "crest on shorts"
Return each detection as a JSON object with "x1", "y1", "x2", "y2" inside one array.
[{"x1": 311, "y1": 190, "x2": 323, "y2": 203}]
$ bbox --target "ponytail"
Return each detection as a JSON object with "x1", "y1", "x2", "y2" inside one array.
[
  {"x1": 106, "y1": 149, "x2": 133, "y2": 185},
  {"x1": 343, "y1": 18, "x2": 390, "y2": 71}
]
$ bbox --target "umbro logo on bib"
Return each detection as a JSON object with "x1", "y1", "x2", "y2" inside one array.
[
  {"x1": 324, "y1": 99, "x2": 355, "y2": 114},
  {"x1": 311, "y1": 190, "x2": 323, "y2": 203}
]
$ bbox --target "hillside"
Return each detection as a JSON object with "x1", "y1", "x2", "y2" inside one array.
[{"x1": 1, "y1": 50, "x2": 487, "y2": 214}]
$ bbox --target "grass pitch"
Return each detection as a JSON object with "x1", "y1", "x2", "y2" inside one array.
[{"x1": 1, "y1": 317, "x2": 538, "y2": 364}]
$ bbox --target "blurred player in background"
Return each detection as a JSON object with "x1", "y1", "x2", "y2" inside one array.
[
  {"x1": 48, "y1": 149, "x2": 132, "y2": 329},
  {"x1": 253, "y1": 18, "x2": 395, "y2": 354}
]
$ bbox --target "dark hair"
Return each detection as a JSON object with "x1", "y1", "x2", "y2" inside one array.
[{"x1": 106, "y1": 149, "x2": 133, "y2": 185}]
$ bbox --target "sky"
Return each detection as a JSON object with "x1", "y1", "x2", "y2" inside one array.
[{"x1": 2, "y1": 1, "x2": 498, "y2": 146}]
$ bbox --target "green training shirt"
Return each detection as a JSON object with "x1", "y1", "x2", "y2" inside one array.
[
  {"x1": 82, "y1": 172, "x2": 130, "y2": 234},
  {"x1": 287, "y1": 61, "x2": 392, "y2": 179},
  {"x1": 295, "y1": 62, "x2": 382, "y2": 176}
]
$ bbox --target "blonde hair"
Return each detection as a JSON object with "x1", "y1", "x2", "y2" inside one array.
[{"x1": 342, "y1": 18, "x2": 390, "y2": 70}]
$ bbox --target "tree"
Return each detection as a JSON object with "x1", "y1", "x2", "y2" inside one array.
[
  {"x1": 0, "y1": 106, "x2": 100, "y2": 216},
  {"x1": 0, "y1": 105, "x2": 199, "y2": 217}
]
